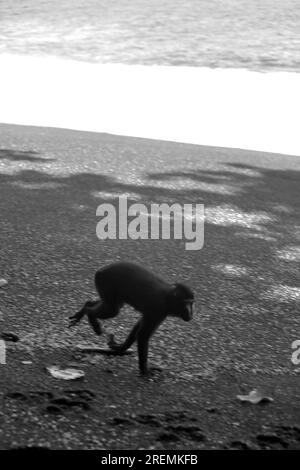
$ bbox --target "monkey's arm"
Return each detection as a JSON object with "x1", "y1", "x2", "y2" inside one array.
[{"x1": 137, "y1": 316, "x2": 164, "y2": 375}]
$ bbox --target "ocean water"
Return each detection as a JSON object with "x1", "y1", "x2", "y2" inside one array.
[
  {"x1": 0, "y1": 0, "x2": 299, "y2": 71},
  {"x1": 0, "y1": 1, "x2": 299, "y2": 155}
]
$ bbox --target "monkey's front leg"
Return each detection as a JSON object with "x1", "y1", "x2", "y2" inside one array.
[
  {"x1": 137, "y1": 320, "x2": 164, "y2": 377},
  {"x1": 138, "y1": 338, "x2": 163, "y2": 377}
]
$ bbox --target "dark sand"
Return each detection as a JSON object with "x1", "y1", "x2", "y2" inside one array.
[{"x1": 0, "y1": 123, "x2": 300, "y2": 449}]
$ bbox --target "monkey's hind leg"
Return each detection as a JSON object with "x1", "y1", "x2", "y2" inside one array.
[
  {"x1": 107, "y1": 321, "x2": 141, "y2": 354},
  {"x1": 69, "y1": 300, "x2": 120, "y2": 336},
  {"x1": 87, "y1": 312, "x2": 103, "y2": 335},
  {"x1": 87, "y1": 301, "x2": 120, "y2": 336},
  {"x1": 69, "y1": 300, "x2": 98, "y2": 328}
]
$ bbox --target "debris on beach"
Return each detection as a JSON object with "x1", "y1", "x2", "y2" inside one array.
[
  {"x1": 1, "y1": 332, "x2": 19, "y2": 342},
  {"x1": 237, "y1": 389, "x2": 273, "y2": 404},
  {"x1": 0, "y1": 279, "x2": 8, "y2": 288},
  {"x1": 46, "y1": 365, "x2": 85, "y2": 380}
]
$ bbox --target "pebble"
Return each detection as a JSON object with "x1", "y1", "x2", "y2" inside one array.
[{"x1": 0, "y1": 279, "x2": 8, "y2": 288}]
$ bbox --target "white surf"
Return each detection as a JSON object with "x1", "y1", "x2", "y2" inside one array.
[{"x1": 0, "y1": 54, "x2": 299, "y2": 156}]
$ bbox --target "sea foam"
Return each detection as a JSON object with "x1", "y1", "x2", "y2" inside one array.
[{"x1": 0, "y1": 54, "x2": 299, "y2": 156}]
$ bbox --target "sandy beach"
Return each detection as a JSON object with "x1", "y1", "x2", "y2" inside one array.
[{"x1": 0, "y1": 122, "x2": 300, "y2": 449}]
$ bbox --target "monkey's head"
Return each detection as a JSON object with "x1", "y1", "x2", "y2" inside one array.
[{"x1": 168, "y1": 283, "x2": 194, "y2": 322}]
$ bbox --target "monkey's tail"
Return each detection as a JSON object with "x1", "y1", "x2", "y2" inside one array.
[
  {"x1": 107, "y1": 333, "x2": 121, "y2": 350},
  {"x1": 107, "y1": 321, "x2": 140, "y2": 353}
]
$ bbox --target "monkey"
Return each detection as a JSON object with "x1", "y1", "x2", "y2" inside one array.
[{"x1": 69, "y1": 261, "x2": 194, "y2": 375}]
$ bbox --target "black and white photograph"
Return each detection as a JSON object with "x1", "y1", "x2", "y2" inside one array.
[{"x1": 0, "y1": 0, "x2": 299, "y2": 455}]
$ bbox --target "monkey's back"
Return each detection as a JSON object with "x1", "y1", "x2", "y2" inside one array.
[{"x1": 95, "y1": 262, "x2": 170, "y2": 313}]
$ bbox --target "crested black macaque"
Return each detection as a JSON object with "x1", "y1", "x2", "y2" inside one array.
[{"x1": 69, "y1": 262, "x2": 194, "y2": 375}]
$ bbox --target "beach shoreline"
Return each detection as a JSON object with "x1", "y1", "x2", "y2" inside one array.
[{"x1": 0, "y1": 54, "x2": 299, "y2": 157}]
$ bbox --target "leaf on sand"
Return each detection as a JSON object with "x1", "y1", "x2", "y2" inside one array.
[
  {"x1": 0, "y1": 279, "x2": 8, "y2": 288},
  {"x1": 237, "y1": 389, "x2": 273, "y2": 404},
  {"x1": 46, "y1": 366, "x2": 85, "y2": 380}
]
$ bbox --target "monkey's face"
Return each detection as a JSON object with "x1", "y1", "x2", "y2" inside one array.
[{"x1": 169, "y1": 283, "x2": 194, "y2": 322}]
